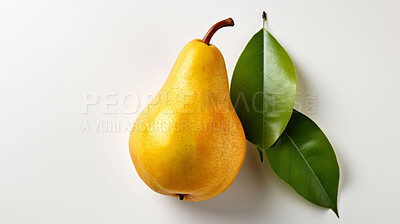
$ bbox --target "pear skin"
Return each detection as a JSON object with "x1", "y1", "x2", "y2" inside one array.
[{"x1": 129, "y1": 19, "x2": 246, "y2": 201}]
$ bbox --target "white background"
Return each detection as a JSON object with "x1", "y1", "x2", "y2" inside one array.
[{"x1": 1, "y1": 0, "x2": 400, "y2": 223}]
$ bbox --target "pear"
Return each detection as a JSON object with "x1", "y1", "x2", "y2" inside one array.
[{"x1": 129, "y1": 18, "x2": 246, "y2": 201}]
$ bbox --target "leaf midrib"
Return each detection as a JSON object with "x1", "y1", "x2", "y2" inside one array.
[
  {"x1": 284, "y1": 132, "x2": 335, "y2": 209},
  {"x1": 262, "y1": 29, "x2": 266, "y2": 149}
]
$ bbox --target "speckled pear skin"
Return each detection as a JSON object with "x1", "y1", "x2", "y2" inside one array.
[{"x1": 129, "y1": 39, "x2": 246, "y2": 201}]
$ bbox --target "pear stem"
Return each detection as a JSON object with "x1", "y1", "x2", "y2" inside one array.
[
  {"x1": 201, "y1": 18, "x2": 234, "y2": 45},
  {"x1": 262, "y1": 11, "x2": 267, "y2": 29}
]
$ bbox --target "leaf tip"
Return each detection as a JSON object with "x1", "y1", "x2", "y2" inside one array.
[
  {"x1": 256, "y1": 147, "x2": 264, "y2": 163},
  {"x1": 332, "y1": 207, "x2": 339, "y2": 218}
]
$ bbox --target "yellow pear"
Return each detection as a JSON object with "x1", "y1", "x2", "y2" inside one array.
[{"x1": 129, "y1": 18, "x2": 246, "y2": 201}]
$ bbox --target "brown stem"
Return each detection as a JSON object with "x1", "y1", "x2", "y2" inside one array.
[
  {"x1": 179, "y1": 194, "x2": 184, "y2": 200},
  {"x1": 201, "y1": 18, "x2": 234, "y2": 45},
  {"x1": 262, "y1": 11, "x2": 267, "y2": 28}
]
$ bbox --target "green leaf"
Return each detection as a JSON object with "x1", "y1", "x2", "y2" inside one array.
[
  {"x1": 230, "y1": 28, "x2": 296, "y2": 150},
  {"x1": 266, "y1": 110, "x2": 340, "y2": 217}
]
